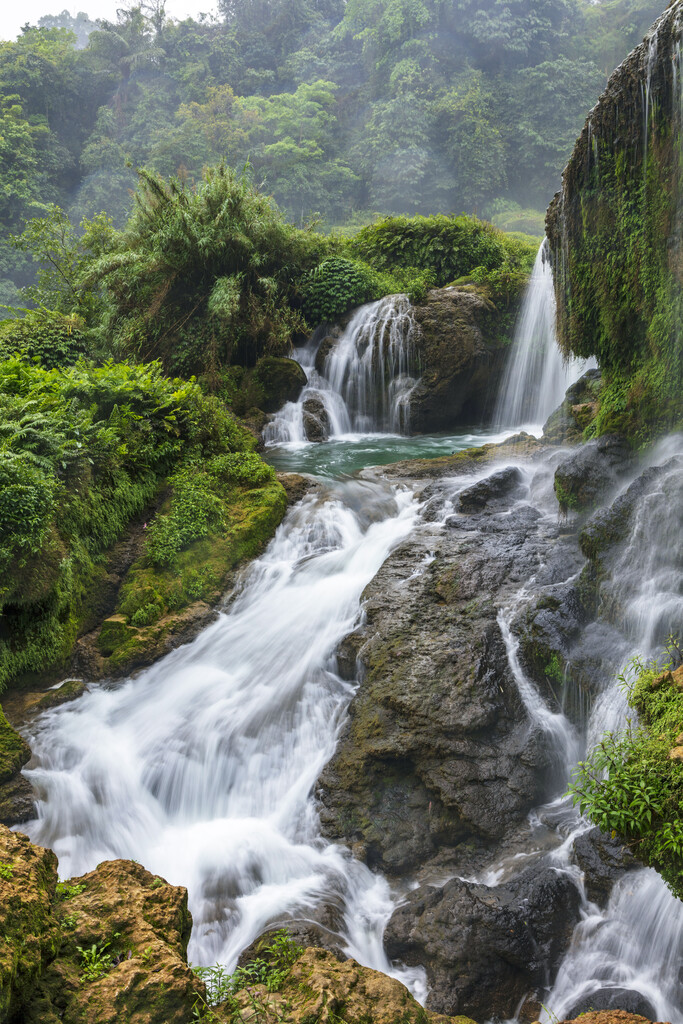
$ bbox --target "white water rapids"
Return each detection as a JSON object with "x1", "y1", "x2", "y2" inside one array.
[{"x1": 21, "y1": 479, "x2": 425, "y2": 997}]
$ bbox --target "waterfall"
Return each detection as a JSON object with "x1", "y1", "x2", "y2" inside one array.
[
  {"x1": 20, "y1": 477, "x2": 426, "y2": 998},
  {"x1": 539, "y1": 441, "x2": 683, "y2": 1021},
  {"x1": 494, "y1": 240, "x2": 592, "y2": 432},
  {"x1": 264, "y1": 296, "x2": 420, "y2": 443}
]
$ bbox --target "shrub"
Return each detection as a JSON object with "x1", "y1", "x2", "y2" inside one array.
[
  {"x1": 569, "y1": 639, "x2": 683, "y2": 899},
  {"x1": 0, "y1": 308, "x2": 89, "y2": 368}
]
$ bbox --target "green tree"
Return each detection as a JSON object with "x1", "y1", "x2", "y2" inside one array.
[{"x1": 87, "y1": 164, "x2": 329, "y2": 374}]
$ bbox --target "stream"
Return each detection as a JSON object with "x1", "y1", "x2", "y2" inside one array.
[{"x1": 16, "y1": 272, "x2": 683, "y2": 1021}]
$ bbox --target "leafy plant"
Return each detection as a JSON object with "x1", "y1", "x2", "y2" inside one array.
[
  {"x1": 0, "y1": 862, "x2": 13, "y2": 881},
  {"x1": 77, "y1": 935, "x2": 121, "y2": 982},
  {"x1": 568, "y1": 640, "x2": 683, "y2": 899},
  {"x1": 56, "y1": 881, "x2": 86, "y2": 899}
]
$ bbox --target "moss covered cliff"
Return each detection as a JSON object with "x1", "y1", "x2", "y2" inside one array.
[{"x1": 547, "y1": 0, "x2": 683, "y2": 442}]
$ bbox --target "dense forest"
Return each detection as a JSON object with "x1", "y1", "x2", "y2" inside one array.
[{"x1": 0, "y1": 0, "x2": 665, "y2": 306}]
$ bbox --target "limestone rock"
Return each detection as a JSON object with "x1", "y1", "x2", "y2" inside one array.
[
  {"x1": 408, "y1": 287, "x2": 508, "y2": 432},
  {"x1": 572, "y1": 827, "x2": 637, "y2": 907},
  {"x1": 554, "y1": 434, "x2": 633, "y2": 513},
  {"x1": 0, "y1": 826, "x2": 60, "y2": 1023},
  {"x1": 23, "y1": 858, "x2": 204, "y2": 1024},
  {"x1": 563, "y1": 994, "x2": 660, "y2": 1020},
  {"x1": 317, "y1": 465, "x2": 575, "y2": 875},
  {"x1": 302, "y1": 396, "x2": 331, "y2": 442},
  {"x1": 561, "y1": 1013, "x2": 668, "y2": 1024},
  {"x1": 228, "y1": 947, "x2": 477, "y2": 1024}
]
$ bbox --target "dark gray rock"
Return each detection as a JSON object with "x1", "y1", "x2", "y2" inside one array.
[
  {"x1": 385, "y1": 866, "x2": 582, "y2": 1021},
  {"x1": 572, "y1": 827, "x2": 637, "y2": 907},
  {"x1": 543, "y1": 368, "x2": 602, "y2": 445},
  {"x1": 458, "y1": 467, "x2": 523, "y2": 511},
  {"x1": 554, "y1": 434, "x2": 634, "y2": 512},
  {"x1": 317, "y1": 472, "x2": 572, "y2": 876},
  {"x1": 302, "y1": 397, "x2": 330, "y2": 443}
]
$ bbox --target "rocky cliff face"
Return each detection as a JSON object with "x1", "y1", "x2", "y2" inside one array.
[{"x1": 546, "y1": 0, "x2": 683, "y2": 438}]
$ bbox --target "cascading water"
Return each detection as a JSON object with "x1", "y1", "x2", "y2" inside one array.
[
  {"x1": 264, "y1": 295, "x2": 420, "y2": 443},
  {"x1": 20, "y1": 478, "x2": 426, "y2": 998},
  {"x1": 494, "y1": 240, "x2": 593, "y2": 433},
  {"x1": 541, "y1": 445, "x2": 683, "y2": 1022}
]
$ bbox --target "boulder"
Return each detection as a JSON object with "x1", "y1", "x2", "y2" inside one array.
[
  {"x1": 554, "y1": 434, "x2": 634, "y2": 513},
  {"x1": 302, "y1": 396, "x2": 331, "y2": 442},
  {"x1": 564, "y1": 991, "x2": 659, "y2": 1020},
  {"x1": 227, "y1": 947, "x2": 476, "y2": 1024},
  {"x1": 250, "y1": 356, "x2": 307, "y2": 413},
  {"x1": 317, "y1": 467, "x2": 573, "y2": 875},
  {"x1": 408, "y1": 287, "x2": 509, "y2": 432},
  {"x1": 572, "y1": 827, "x2": 637, "y2": 907},
  {"x1": 457, "y1": 466, "x2": 523, "y2": 511},
  {"x1": 0, "y1": 826, "x2": 60, "y2": 1022},
  {"x1": 0, "y1": 823, "x2": 205, "y2": 1024},
  {"x1": 543, "y1": 369, "x2": 602, "y2": 445},
  {"x1": 385, "y1": 866, "x2": 582, "y2": 1021}
]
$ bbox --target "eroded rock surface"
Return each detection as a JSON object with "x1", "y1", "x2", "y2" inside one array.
[
  {"x1": 0, "y1": 824, "x2": 203, "y2": 1024},
  {"x1": 408, "y1": 287, "x2": 508, "y2": 432}
]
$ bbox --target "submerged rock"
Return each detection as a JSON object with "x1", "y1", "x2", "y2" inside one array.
[{"x1": 385, "y1": 866, "x2": 582, "y2": 1021}]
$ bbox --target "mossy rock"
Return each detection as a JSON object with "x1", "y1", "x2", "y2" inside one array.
[
  {"x1": 250, "y1": 356, "x2": 307, "y2": 413},
  {"x1": 0, "y1": 706, "x2": 31, "y2": 783},
  {"x1": 96, "y1": 616, "x2": 139, "y2": 658}
]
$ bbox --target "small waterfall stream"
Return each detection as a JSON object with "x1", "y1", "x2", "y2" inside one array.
[
  {"x1": 494, "y1": 240, "x2": 593, "y2": 432},
  {"x1": 265, "y1": 295, "x2": 420, "y2": 443}
]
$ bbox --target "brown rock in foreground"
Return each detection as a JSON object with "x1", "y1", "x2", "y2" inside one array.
[
  {"x1": 0, "y1": 824, "x2": 204, "y2": 1024},
  {"x1": 560, "y1": 1013, "x2": 670, "y2": 1024},
  {"x1": 227, "y1": 947, "x2": 476, "y2": 1024}
]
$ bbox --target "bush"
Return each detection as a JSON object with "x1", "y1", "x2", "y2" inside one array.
[
  {"x1": 0, "y1": 309, "x2": 89, "y2": 368},
  {"x1": 0, "y1": 354, "x2": 270, "y2": 690},
  {"x1": 346, "y1": 213, "x2": 514, "y2": 285},
  {"x1": 569, "y1": 639, "x2": 683, "y2": 899}
]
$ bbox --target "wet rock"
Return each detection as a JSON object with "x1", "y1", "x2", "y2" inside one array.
[
  {"x1": 515, "y1": 585, "x2": 588, "y2": 714},
  {"x1": 229, "y1": 947, "x2": 476, "y2": 1024},
  {"x1": 565, "y1": 990, "x2": 659, "y2": 1020},
  {"x1": 572, "y1": 827, "x2": 637, "y2": 907},
  {"x1": 408, "y1": 287, "x2": 509, "y2": 432},
  {"x1": 302, "y1": 397, "x2": 331, "y2": 442},
  {"x1": 579, "y1": 458, "x2": 682, "y2": 561},
  {"x1": 543, "y1": 369, "x2": 602, "y2": 445},
  {"x1": 554, "y1": 434, "x2": 634, "y2": 513},
  {"x1": 457, "y1": 466, "x2": 523, "y2": 511},
  {"x1": 318, "y1": 474, "x2": 568, "y2": 875},
  {"x1": 251, "y1": 356, "x2": 307, "y2": 413},
  {"x1": 385, "y1": 866, "x2": 582, "y2": 1021},
  {"x1": 276, "y1": 472, "x2": 317, "y2": 506}
]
